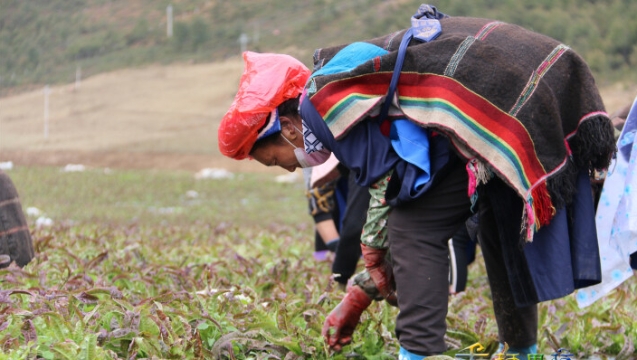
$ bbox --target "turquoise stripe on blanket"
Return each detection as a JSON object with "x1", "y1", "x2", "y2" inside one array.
[{"x1": 311, "y1": 42, "x2": 388, "y2": 77}]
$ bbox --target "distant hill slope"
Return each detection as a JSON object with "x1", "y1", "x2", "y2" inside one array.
[
  {"x1": 2, "y1": 0, "x2": 636, "y2": 172},
  {"x1": 1, "y1": 0, "x2": 636, "y2": 96},
  {"x1": 1, "y1": 59, "x2": 635, "y2": 172},
  {"x1": 0, "y1": 58, "x2": 278, "y2": 173}
]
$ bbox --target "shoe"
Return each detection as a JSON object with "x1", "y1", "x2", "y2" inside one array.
[{"x1": 398, "y1": 347, "x2": 454, "y2": 360}]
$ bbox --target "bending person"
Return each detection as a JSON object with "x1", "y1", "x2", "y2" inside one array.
[
  {"x1": 217, "y1": 5, "x2": 614, "y2": 358},
  {"x1": 305, "y1": 157, "x2": 370, "y2": 288}
]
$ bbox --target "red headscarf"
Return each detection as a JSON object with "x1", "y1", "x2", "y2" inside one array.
[{"x1": 218, "y1": 52, "x2": 310, "y2": 160}]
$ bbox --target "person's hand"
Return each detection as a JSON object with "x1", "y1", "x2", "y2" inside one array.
[
  {"x1": 322, "y1": 285, "x2": 372, "y2": 351},
  {"x1": 361, "y1": 244, "x2": 397, "y2": 306}
]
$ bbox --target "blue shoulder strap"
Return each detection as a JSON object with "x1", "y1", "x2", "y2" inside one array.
[{"x1": 379, "y1": 5, "x2": 447, "y2": 121}]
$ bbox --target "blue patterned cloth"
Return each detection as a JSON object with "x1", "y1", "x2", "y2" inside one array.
[{"x1": 577, "y1": 96, "x2": 637, "y2": 308}]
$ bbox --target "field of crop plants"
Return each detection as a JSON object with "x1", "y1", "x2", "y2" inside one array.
[{"x1": 1, "y1": 166, "x2": 635, "y2": 359}]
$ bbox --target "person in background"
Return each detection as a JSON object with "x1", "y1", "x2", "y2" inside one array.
[
  {"x1": 217, "y1": 5, "x2": 615, "y2": 358},
  {"x1": 576, "y1": 97, "x2": 637, "y2": 309},
  {"x1": 448, "y1": 216, "x2": 478, "y2": 295},
  {"x1": 607, "y1": 102, "x2": 637, "y2": 270},
  {"x1": 609, "y1": 103, "x2": 631, "y2": 135},
  {"x1": 591, "y1": 103, "x2": 632, "y2": 208},
  {"x1": 309, "y1": 155, "x2": 478, "y2": 294},
  {"x1": 304, "y1": 156, "x2": 370, "y2": 289},
  {"x1": 304, "y1": 155, "x2": 347, "y2": 261},
  {"x1": 0, "y1": 169, "x2": 35, "y2": 269}
]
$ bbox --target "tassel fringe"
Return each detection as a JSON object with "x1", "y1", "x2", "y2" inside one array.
[
  {"x1": 522, "y1": 181, "x2": 556, "y2": 242},
  {"x1": 531, "y1": 182, "x2": 555, "y2": 227},
  {"x1": 466, "y1": 159, "x2": 493, "y2": 211},
  {"x1": 522, "y1": 199, "x2": 535, "y2": 242}
]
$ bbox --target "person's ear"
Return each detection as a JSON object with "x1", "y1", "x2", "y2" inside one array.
[{"x1": 279, "y1": 116, "x2": 298, "y2": 140}]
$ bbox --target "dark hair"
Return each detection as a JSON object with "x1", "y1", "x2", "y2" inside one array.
[
  {"x1": 277, "y1": 96, "x2": 300, "y2": 118},
  {"x1": 250, "y1": 96, "x2": 300, "y2": 152}
]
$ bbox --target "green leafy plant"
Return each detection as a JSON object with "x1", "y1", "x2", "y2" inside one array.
[{"x1": 1, "y1": 166, "x2": 635, "y2": 359}]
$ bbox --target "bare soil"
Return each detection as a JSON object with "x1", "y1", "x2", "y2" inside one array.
[{"x1": 0, "y1": 59, "x2": 280, "y2": 174}]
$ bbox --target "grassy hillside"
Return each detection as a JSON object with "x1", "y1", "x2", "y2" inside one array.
[{"x1": 1, "y1": 0, "x2": 637, "y2": 96}]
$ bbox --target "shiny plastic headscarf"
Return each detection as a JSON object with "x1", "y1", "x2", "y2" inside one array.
[{"x1": 218, "y1": 51, "x2": 311, "y2": 160}]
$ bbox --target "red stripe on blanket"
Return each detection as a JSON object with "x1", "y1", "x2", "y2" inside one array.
[{"x1": 397, "y1": 73, "x2": 548, "y2": 183}]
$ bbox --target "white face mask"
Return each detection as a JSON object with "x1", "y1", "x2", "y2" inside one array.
[
  {"x1": 281, "y1": 126, "x2": 331, "y2": 168},
  {"x1": 294, "y1": 147, "x2": 331, "y2": 168}
]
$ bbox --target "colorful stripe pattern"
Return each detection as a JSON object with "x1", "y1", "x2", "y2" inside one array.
[
  {"x1": 310, "y1": 72, "x2": 549, "y2": 200},
  {"x1": 444, "y1": 21, "x2": 504, "y2": 77},
  {"x1": 311, "y1": 73, "x2": 394, "y2": 136},
  {"x1": 509, "y1": 44, "x2": 570, "y2": 116}
]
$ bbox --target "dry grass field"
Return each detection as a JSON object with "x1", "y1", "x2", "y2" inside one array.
[
  {"x1": 1, "y1": 59, "x2": 636, "y2": 173},
  {"x1": 0, "y1": 58, "x2": 279, "y2": 173}
]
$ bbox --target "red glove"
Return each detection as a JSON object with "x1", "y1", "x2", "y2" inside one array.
[
  {"x1": 361, "y1": 244, "x2": 397, "y2": 306},
  {"x1": 322, "y1": 285, "x2": 372, "y2": 352}
]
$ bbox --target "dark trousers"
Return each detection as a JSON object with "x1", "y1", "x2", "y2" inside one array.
[
  {"x1": 479, "y1": 178, "x2": 538, "y2": 347},
  {"x1": 389, "y1": 162, "x2": 472, "y2": 355},
  {"x1": 448, "y1": 223, "x2": 476, "y2": 294},
  {"x1": 332, "y1": 171, "x2": 370, "y2": 284},
  {"x1": 388, "y1": 161, "x2": 537, "y2": 355}
]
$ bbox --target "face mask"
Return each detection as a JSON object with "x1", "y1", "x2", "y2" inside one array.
[
  {"x1": 281, "y1": 126, "x2": 331, "y2": 168},
  {"x1": 294, "y1": 147, "x2": 331, "y2": 168}
]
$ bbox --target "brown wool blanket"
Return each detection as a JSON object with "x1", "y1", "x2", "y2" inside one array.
[{"x1": 306, "y1": 17, "x2": 615, "y2": 240}]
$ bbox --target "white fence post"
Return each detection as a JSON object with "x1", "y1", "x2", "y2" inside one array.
[
  {"x1": 167, "y1": 5, "x2": 173, "y2": 38},
  {"x1": 239, "y1": 33, "x2": 248, "y2": 53}
]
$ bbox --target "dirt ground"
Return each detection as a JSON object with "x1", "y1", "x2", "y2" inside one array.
[
  {"x1": 0, "y1": 149, "x2": 278, "y2": 173},
  {"x1": 0, "y1": 59, "x2": 282, "y2": 174},
  {"x1": 1, "y1": 59, "x2": 635, "y2": 173}
]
